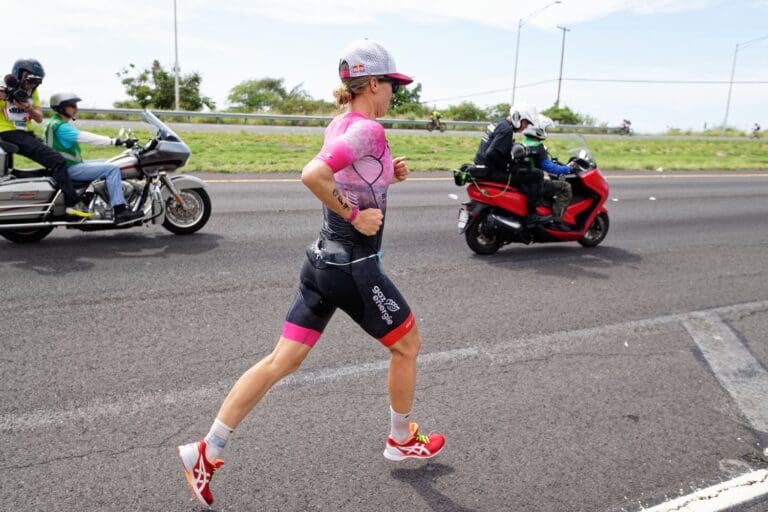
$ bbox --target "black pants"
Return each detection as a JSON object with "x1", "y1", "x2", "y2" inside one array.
[{"x1": 0, "y1": 130, "x2": 78, "y2": 206}]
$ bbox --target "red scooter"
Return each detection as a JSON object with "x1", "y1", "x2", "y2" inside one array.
[{"x1": 454, "y1": 144, "x2": 609, "y2": 255}]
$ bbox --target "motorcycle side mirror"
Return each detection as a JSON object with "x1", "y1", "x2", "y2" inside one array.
[
  {"x1": 117, "y1": 127, "x2": 126, "y2": 139},
  {"x1": 578, "y1": 149, "x2": 588, "y2": 160},
  {"x1": 511, "y1": 143, "x2": 526, "y2": 160}
]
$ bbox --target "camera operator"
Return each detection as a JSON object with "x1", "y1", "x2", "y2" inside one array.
[{"x1": 0, "y1": 59, "x2": 84, "y2": 215}]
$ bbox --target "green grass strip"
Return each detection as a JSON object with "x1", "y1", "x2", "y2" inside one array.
[{"x1": 13, "y1": 129, "x2": 768, "y2": 172}]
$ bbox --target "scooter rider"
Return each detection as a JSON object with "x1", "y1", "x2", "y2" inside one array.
[
  {"x1": 516, "y1": 124, "x2": 574, "y2": 231},
  {"x1": 44, "y1": 92, "x2": 143, "y2": 224},
  {"x1": 0, "y1": 59, "x2": 85, "y2": 216},
  {"x1": 474, "y1": 103, "x2": 556, "y2": 226}
]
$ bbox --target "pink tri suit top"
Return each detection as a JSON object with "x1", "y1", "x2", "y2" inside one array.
[{"x1": 314, "y1": 111, "x2": 393, "y2": 254}]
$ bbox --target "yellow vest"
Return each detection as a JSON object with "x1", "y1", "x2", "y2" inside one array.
[{"x1": 0, "y1": 88, "x2": 40, "y2": 132}]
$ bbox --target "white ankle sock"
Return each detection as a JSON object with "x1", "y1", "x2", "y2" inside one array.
[
  {"x1": 204, "y1": 418, "x2": 233, "y2": 461},
  {"x1": 390, "y1": 406, "x2": 412, "y2": 444}
]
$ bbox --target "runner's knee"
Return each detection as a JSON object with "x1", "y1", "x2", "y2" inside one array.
[{"x1": 389, "y1": 328, "x2": 420, "y2": 359}]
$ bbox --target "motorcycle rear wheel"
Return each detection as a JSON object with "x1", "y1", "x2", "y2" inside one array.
[
  {"x1": 0, "y1": 227, "x2": 54, "y2": 243},
  {"x1": 465, "y1": 212, "x2": 500, "y2": 255},
  {"x1": 162, "y1": 188, "x2": 212, "y2": 235},
  {"x1": 578, "y1": 212, "x2": 609, "y2": 247}
]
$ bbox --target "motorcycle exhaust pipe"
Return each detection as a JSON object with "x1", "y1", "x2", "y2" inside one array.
[
  {"x1": 0, "y1": 220, "x2": 116, "y2": 229},
  {"x1": 487, "y1": 213, "x2": 522, "y2": 231}
]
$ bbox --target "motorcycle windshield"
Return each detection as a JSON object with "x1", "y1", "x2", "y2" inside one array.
[{"x1": 141, "y1": 110, "x2": 182, "y2": 142}]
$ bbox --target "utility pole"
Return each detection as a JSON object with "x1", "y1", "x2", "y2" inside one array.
[
  {"x1": 555, "y1": 25, "x2": 570, "y2": 108},
  {"x1": 722, "y1": 35, "x2": 768, "y2": 135},
  {"x1": 173, "y1": 0, "x2": 180, "y2": 111},
  {"x1": 511, "y1": 0, "x2": 562, "y2": 106}
]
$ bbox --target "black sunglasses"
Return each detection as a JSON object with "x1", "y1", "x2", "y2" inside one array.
[{"x1": 378, "y1": 78, "x2": 400, "y2": 94}]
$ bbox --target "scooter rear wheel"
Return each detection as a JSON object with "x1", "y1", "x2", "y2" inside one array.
[
  {"x1": 0, "y1": 227, "x2": 54, "y2": 243},
  {"x1": 578, "y1": 212, "x2": 609, "y2": 247},
  {"x1": 465, "y1": 211, "x2": 501, "y2": 255}
]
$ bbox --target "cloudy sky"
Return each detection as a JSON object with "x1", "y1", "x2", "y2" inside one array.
[{"x1": 7, "y1": 0, "x2": 768, "y2": 132}]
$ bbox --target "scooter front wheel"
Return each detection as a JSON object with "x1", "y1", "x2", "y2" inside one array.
[
  {"x1": 0, "y1": 227, "x2": 54, "y2": 243},
  {"x1": 465, "y1": 211, "x2": 500, "y2": 255},
  {"x1": 578, "y1": 212, "x2": 609, "y2": 247}
]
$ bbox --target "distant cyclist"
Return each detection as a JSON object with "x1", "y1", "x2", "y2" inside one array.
[
  {"x1": 752, "y1": 122, "x2": 761, "y2": 139},
  {"x1": 177, "y1": 39, "x2": 445, "y2": 509}
]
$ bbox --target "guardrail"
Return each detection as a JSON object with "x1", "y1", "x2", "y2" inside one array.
[{"x1": 42, "y1": 107, "x2": 621, "y2": 134}]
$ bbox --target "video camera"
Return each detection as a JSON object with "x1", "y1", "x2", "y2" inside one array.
[{"x1": 2, "y1": 75, "x2": 31, "y2": 103}]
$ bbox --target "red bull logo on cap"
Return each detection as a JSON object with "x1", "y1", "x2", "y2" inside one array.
[{"x1": 351, "y1": 63, "x2": 366, "y2": 75}]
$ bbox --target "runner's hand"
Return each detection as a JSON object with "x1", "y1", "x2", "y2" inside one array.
[
  {"x1": 352, "y1": 208, "x2": 383, "y2": 236},
  {"x1": 392, "y1": 156, "x2": 409, "y2": 183}
]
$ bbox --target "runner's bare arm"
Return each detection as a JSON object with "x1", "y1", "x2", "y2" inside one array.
[{"x1": 301, "y1": 159, "x2": 383, "y2": 235}]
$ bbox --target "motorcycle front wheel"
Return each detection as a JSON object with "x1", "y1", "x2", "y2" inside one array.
[
  {"x1": 0, "y1": 227, "x2": 54, "y2": 243},
  {"x1": 465, "y1": 211, "x2": 500, "y2": 255},
  {"x1": 578, "y1": 212, "x2": 609, "y2": 247},
  {"x1": 427, "y1": 123, "x2": 434, "y2": 132},
  {"x1": 162, "y1": 188, "x2": 212, "y2": 235}
]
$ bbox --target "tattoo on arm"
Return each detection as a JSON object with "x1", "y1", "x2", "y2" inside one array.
[{"x1": 332, "y1": 188, "x2": 350, "y2": 210}]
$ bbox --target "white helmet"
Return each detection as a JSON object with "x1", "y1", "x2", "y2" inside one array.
[{"x1": 509, "y1": 101, "x2": 538, "y2": 130}]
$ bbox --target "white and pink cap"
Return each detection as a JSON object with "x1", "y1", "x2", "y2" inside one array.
[{"x1": 338, "y1": 39, "x2": 413, "y2": 85}]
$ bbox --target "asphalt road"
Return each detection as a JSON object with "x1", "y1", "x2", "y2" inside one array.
[{"x1": 2, "y1": 171, "x2": 768, "y2": 511}]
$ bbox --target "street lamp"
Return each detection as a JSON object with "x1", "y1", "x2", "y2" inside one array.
[
  {"x1": 721, "y1": 34, "x2": 768, "y2": 135},
  {"x1": 555, "y1": 25, "x2": 571, "y2": 107},
  {"x1": 511, "y1": 0, "x2": 562, "y2": 106},
  {"x1": 173, "y1": 0, "x2": 180, "y2": 111}
]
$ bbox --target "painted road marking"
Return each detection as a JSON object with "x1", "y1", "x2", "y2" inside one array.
[
  {"x1": 2, "y1": 301, "x2": 766, "y2": 433},
  {"x1": 682, "y1": 312, "x2": 768, "y2": 432},
  {"x1": 640, "y1": 469, "x2": 768, "y2": 512}
]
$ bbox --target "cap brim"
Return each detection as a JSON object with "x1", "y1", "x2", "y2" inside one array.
[{"x1": 385, "y1": 72, "x2": 413, "y2": 85}]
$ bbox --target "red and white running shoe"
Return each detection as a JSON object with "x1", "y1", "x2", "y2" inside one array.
[
  {"x1": 383, "y1": 422, "x2": 445, "y2": 461},
  {"x1": 177, "y1": 440, "x2": 224, "y2": 508}
]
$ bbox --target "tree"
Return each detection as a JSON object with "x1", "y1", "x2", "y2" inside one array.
[
  {"x1": 115, "y1": 61, "x2": 215, "y2": 111},
  {"x1": 485, "y1": 102, "x2": 511, "y2": 120},
  {"x1": 444, "y1": 101, "x2": 487, "y2": 122},
  {"x1": 540, "y1": 104, "x2": 582, "y2": 125},
  {"x1": 227, "y1": 78, "x2": 288, "y2": 112}
]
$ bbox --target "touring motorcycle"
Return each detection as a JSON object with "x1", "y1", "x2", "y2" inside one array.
[
  {"x1": 0, "y1": 110, "x2": 211, "y2": 243},
  {"x1": 453, "y1": 137, "x2": 609, "y2": 255}
]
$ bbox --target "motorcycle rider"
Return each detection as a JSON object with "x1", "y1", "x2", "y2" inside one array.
[
  {"x1": 752, "y1": 122, "x2": 761, "y2": 138},
  {"x1": 0, "y1": 59, "x2": 86, "y2": 216},
  {"x1": 621, "y1": 118, "x2": 632, "y2": 135},
  {"x1": 515, "y1": 123, "x2": 574, "y2": 231},
  {"x1": 474, "y1": 103, "x2": 572, "y2": 226},
  {"x1": 44, "y1": 92, "x2": 143, "y2": 224}
]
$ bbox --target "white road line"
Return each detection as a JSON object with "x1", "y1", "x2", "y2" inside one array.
[
  {"x1": 640, "y1": 469, "x2": 768, "y2": 512},
  {"x1": 1, "y1": 301, "x2": 766, "y2": 433},
  {"x1": 682, "y1": 312, "x2": 768, "y2": 432}
]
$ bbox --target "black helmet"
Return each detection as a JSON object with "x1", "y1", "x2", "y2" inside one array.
[
  {"x1": 50, "y1": 92, "x2": 82, "y2": 115},
  {"x1": 12, "y1": 59, "x2": 45, "y2": 84}
]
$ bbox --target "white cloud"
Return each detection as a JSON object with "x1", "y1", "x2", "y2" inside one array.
[{"x1": 220, "y1": 0, "x2": 721, "y2": 29}]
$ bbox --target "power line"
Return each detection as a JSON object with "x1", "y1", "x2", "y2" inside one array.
[{"x1": 421, "y1": 76, "x2": 768, "y2": 104}]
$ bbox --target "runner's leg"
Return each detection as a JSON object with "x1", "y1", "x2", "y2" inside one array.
[{"x1": 216, "y1": 337, "x2": 312, "y2": 428}]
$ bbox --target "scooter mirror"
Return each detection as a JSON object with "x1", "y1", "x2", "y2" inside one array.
[{"x1": 578, "y1": 149, "x2": 588, "y2": 160}]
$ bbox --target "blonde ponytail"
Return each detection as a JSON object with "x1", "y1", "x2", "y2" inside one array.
[{"x1": 332, "y1": 76, "x2": 372, "y2": 110}]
